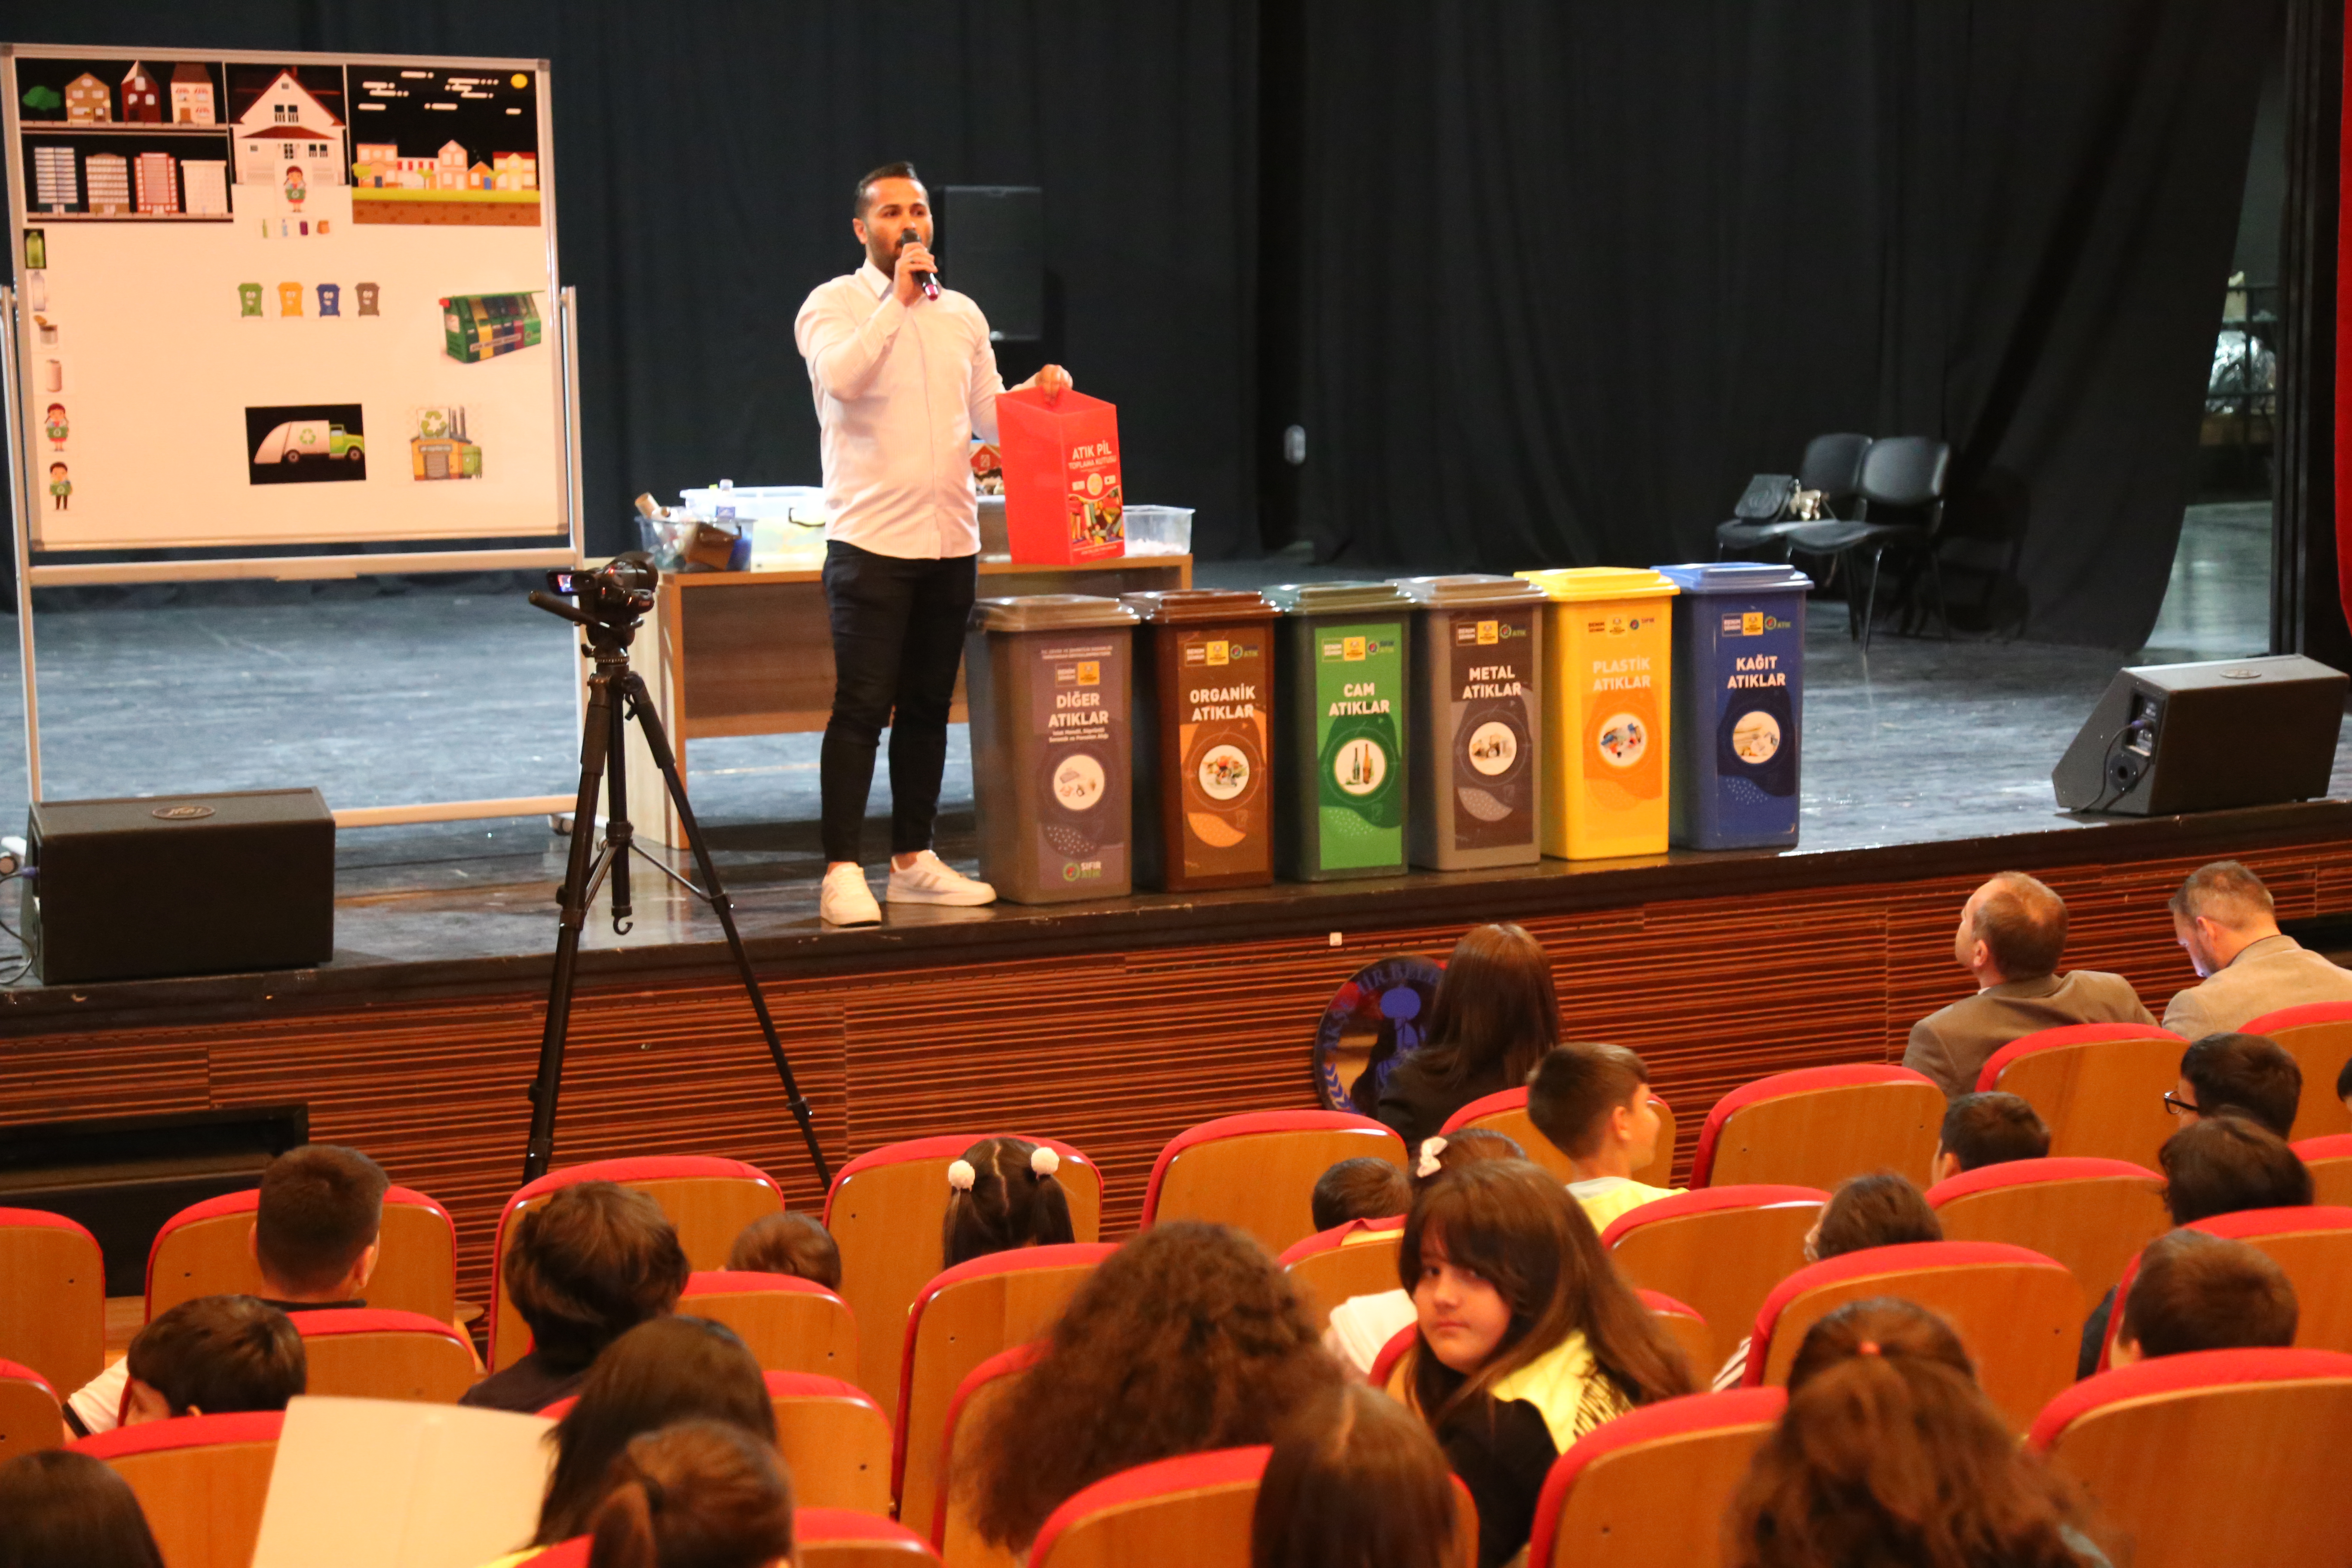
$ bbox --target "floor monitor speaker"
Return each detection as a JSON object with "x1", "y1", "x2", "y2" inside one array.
[
  {"x1": 2051, "y1": 655, "x2": 2346, "y2": 815},
  {"x1": 942, "y1": 185, "x2": 1043, "y2": 341}
]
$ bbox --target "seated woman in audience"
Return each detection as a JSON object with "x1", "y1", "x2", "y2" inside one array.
[
  {"x1": 0, "y1": 1449, "x2": 167, "y2": 1568},
  {"x1": 1372, "y1": 924, "x2": 1560, "y2": 1151},
  {"x1": 463, "y1": 1181, "x2": 693, "y2": 1414},
  {"x1": 960, "y1": 1220, "x2": 1346, "y2": 1553},
  {"x1": 726, "y1": 1211, "x2": 843, "y2": 1291},
  {"x1": 119, "y1": 1295, "x2": 306, "y2": 1426},
  {"x1": 1251, "y1": 1383, "x2": 1460, "y2": 1568},
  {"x1": 943, "y1": 1134, "x2": 1077, "y2": 1268},
  {"x1": 1392, "y1": 1158, "x2": 1694, "y2": 1568},
  {"x1": 1712, "y1": 1171, "x2": 1943, "y2": 1390},
  {"x1": 1311, "y1": 1155, "x2": 1412, "y2": 1234},
  {"x1": 1324, "y1": 1129, "x2": 1524, "y2": 1373},
  {"x1": 584, "y1": 1421, "x2": 793, "y2": 1568},
  {"x1": 2110, "y1": 1228, "x2": 2298, "y2": 1366},
  {"x1": 1728, "y1": 1301, "x2": 2111, "y2": 1568}
]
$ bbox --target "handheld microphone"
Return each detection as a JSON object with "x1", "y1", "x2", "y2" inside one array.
[{"x1": 900, "y1": 227, "x2": 940, "y2": 300}]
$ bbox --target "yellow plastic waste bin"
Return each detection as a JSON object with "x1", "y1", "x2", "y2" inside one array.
[{"x1": 1516, "y1": 567, "x2": 1678, "y2": 860}]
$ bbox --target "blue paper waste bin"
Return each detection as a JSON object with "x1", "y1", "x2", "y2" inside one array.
[{"x1": 1655, "y1": 564, "x2": 1812, "y2": 850}]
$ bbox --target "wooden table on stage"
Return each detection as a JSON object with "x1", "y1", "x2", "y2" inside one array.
[{"x1": 621, "y1": 554, "x2": 1192, "y2": 847}]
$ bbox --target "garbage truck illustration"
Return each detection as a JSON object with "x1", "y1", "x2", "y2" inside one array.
[{"x1": 253, "y1": 418, "x2": 364, "y2": 466}]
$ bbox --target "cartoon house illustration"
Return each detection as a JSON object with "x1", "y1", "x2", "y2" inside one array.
[
  {"x1": 133, "y1": 152, "x2": 179, "y2": 215},
  {"x1": 468, "y1": 160, "x2": 493, "y2": 190},
  {"x1": 493, "y1": 151, "x2": 539, "y2": 191},
  {"x1": 436, "y1": 140, "x2": 470, "y2": 188},
  {"x1": 170, "y1": 63, "x2": 216, "y2": 124},
  {"x1": 233, "y1": 69, "x2": 346, "y2": 189},
  {"x1": 121, "y1": 61, "x2": 163, "y2": 122},
  {"x1": 32, "y1": 147, "x2": 78, "y2": 212},
  {"x1": 83, "y1": 154, "x2": 131, "y2": 216},
  {"x1": 64, "y1": 73, "x2": 112, "y2": 124},
  {"x1": 182, "y1": 161, "x2": 230, "y2": 216}
]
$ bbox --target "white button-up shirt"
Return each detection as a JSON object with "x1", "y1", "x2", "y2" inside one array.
[{"x1": 794, "y1": 262, "x2": 1005, "y2": 560}]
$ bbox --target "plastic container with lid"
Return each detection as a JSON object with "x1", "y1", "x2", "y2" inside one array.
[
  {"x1": 1265, "y1": 582, "x2": 1414, "y2": 882},
  {"x1": 1394, "y1": 575, "x2": 1547, "y2": 870},
  {"x1": 1123, "y1": 590, "x2": 1280, "y2": 891},
  {"x1": 1654, "y1": 563, "x2": 1812, "y2": 850},
  {"x1": 963, "y1": 595, "x2": 1141, "y2": 902},
  {"x1": 1516, "y1": 567, "x2": 1678, "y2": 860}
]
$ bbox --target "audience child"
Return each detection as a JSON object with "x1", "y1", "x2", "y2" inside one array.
[
  {"x1": 2111, "y1": 1229, "x2": 2299, "y2": 1367},
  {"x1": 584, "y1": 1422, "x2": 793, "y2": 1568},
  {"x1": 1250, "y1": 1383, "x2": 1460, "y2": 1568},
  {"x1": 1325, "y1": 1130, "x2": 1525, "y2": 1373},
  {"x1": 462, "y1": 1181, "x2": 692, "y2": 1415},
  {"x1": 112, "y1": 1295, "x2": 306, "y2": 1427},
  {"x1": 527, "y1": 1316, "x2": 778, "y2": 1551},
  {"x1": 1372, "y1": 924, "x2": 1562, "y2": 1150},
  {"x1": 0, "y1": 1449, "x2": 167, "y2": 1568},
  {"x1": 941, "y1": 1135, "x2": 1078, "y2": 1268},
  {"x1": 1931, "y1": 1091, "x2": 2051, "y2": 1183},
  {"x1": 1525, "y1": 1043, "x2": 1684, "y2": 1229},
  {"x1": 1783, "y1": 1297, "x2": 1972, "y2": 1393},
  {"x1": 1391, "y1": 1158, "x2": 1693, "y2": 1568},
  {"x1": 2075, "y1": 1115, "x2": 2313, "y2": 1377},
  {"x1": 2164, "y1": 861, "x2": 2352, "y2": 1038},
  {"x1": 1713, "y1": 1173, "x2": 1944, "y2": 1390},
  {"x1": 1903, "y1": 873, "x2": 2155, "y2": 1098},
  {"x1": 1311, "y1": 1156, "x2": 1413, "y2": 1234},
  {"x1": 2173, "y1": 1032, "x2": 2302, "y2": 1137},
  {"x1": 67, "y1": 1142, "x2": 385, "y2": 1436},
  {"x1": 726, "y1": 1211, "x2": 842, "y2": 1291},
  {"x1": 962, "y1": 1221, "x2": 1346, "y2": 1552}
]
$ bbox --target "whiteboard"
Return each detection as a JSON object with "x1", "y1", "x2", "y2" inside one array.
[{"x1": 4, "y1": 45, "x2": 568, "y2": 553}]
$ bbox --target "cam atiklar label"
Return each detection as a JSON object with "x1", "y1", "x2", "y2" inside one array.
[{"x1": 1314, "y1": 623, "x2": 1405, "y2": 871}]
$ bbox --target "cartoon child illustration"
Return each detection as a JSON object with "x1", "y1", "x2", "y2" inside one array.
[
  {"x1": 43, "y1": 403, "x2": 67, "y2": 451},
  {"x1": 48, "y1": 462, "x2": 70, "y2": 511},
  {"x1": 283, "y1": 164, "x2": 306, "y2": 210}
]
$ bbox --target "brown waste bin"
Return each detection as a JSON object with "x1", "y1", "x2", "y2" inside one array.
[
  {"x1": 1122, "y1": 590, "x2": 1280, "y2": 891},
  {"x1": 963, "y1": 595, "x2": 1140, "y2": 903}
]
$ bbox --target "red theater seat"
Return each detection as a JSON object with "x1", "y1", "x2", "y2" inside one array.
[
  {"x1": 490, "y1": 1155, "x2": 783, "y2": 1370},
  {"x1": 2029, "y1": 1348, "x2": 2352, "y2": 1568},
  {"x1": 1027, "y1": 1446, "x2": 1270, "y2": 1568},
  {"x1": 1602, "y1": 1185, "x2": 1829, "y2": 1370},
  {"x1": 1278, "y1": 1216, "x2": 1404, "y2": 1323},
  {"x1": 147, "y1": 1183, "x2": 459, "y2": 1326},
  {"x1": 2294, "y1": 1133, "x2": 2352, "y2": 1207},
  {"x1": 1743, "y1": 1240, "x2": 2078, "y2": 1432},
  {"x1": 1925, "y1": 1156, "x2": 2168, "y2": 1307},
  {"x1": 1635, "y1": 1290, "x2": 1713, "y2": 1380},
  {"x1": 0, "y1": 1207, "x2": 104, "y2": 1393},
  {"x1": 73, "y1": 1411, "x2": 282, "y2": 1568},
  {"x1": 2188, "y1": 1205, "x2": 2352, "y2": 1354},
  {"x1": 764, "y1": 1371, "x2": 894, "y2": 1514},
  {"x1": 0, "y1": 1359, "x2": 63, "y2": 1461},
  {"x1": 290, "y1": 1307, "x2": 477, "y2": 1403},
  {"x1": 1527, "y1": 1388, "x2": 1785, "y2": 1568},
  {"x1": 822, "y1": 1134, "x2": 1101, "y2": 1411},
  {"x1": 2239, "y1": 1001, "x2": 2352, "y2": 1141},
  {"x1": 933, "y1": 1342, "x2": 1044, "y2": 1562},
  {"x1": 1140, "y1": 1111, "x2": 1407, "y2": 1256},
  {"x1": 1974, "y1": 1022, "x2": 2190, "y2": 1165},
  {"x1": 677, "y1": 1269, "x2": 858, "y2": 1378},
  {"x1": 1441, "y1": 1087, "x2": 1678, "y2": 1188},
  {"x1": 1691, "y1": 1066, "x2": 1942, "y2": 1190},
  {"x1": 799, "y1": 1507, "x2": 945, "y2": 1565}
]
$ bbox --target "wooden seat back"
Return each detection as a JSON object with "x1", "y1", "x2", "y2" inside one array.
[
  {"x1": 1529, "y1": 1388, "x2": 1785, "y2": 1568},
  {"x1": 1028, "y1": 1447, "x2": 1268, "y2": 1568},
  {"x1": 766, "y1": 1371, "x2": 894, "y2": 1515},
  {"x1": 291, "y1": 1308, "x2": 478, "y2": 1403},
  {"x1": 148, "y1": 1185, "x2": 458, "y2": 1325},
  {"x1": 934, "y1": 1343, "x2": 1042, "y2": 1567},
  {"x1": 1977, "y1": 1023, "x2": 2190, "y2": 1165},
  {"x1": 1692, "y1": 1067, "x2": 1942, "y2": 1189},
  {"x1": 0, "y1": 1359, "x2": 63, "y2": 1461},
  {"x1": 1602, "y1": 1186, "x2": 1828, "y2": 1371},
  {"x1": 0, "y1": 1208, "x2": 104, "y2": 1393},
  {"x1": 1926, "y1": 1157, "x2": 2169, "y2": 1307},
  {"x1": 1140, "y1": 1112, "x2": 1407, "y2": 1256},
  {"x1": 823, "y1": 1136, "x2": 1101, "y2": 1412},
  {"x1": 2293, "y1": 1134, "x2": 2352, "y2": 1207},
  {"x1": 74, "y1": 1412, "x2": 282, "y2": 1568},
  {"x1": 1635, "y1": 1292, "x2": 1713, "y2": 1383},
  {"x1": 1279, "y1": 1219, "x2": 1404, "y2": 1323},
  {"x1": 799, "y1": 1507, "x2": 946, "y2": 1566},
  {"x1": 1442, "y1": 1089, "x2": 1677, "y2": 1187},
  {"x1": 2240, "y1": 1003, "x2": 2352, "y2": 1141},
  {"x1": 678, "y1": 1270, "x2": 858, "y2": 1378}
]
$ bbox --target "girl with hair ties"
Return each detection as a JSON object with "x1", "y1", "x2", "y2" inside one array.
[
  {"x1": 585, "y1": 1421, "x2": 793, "y2": 1568},
  {"x1": 1324, "y1": 1128, "x2": 1527, "y2": 1374},
  {"x1": 941, "y1": 1135, "x2": 1077, "y2": 1269},
  {"x1": 1252, "y1": 1383, "x2": 1466, "y2": 1568},
  {"x1": 1728, "y1": 1299, "x2": 2113, "y2": 1568},
  {"x1": 1393, "y1": 1159, "x2": 1694, "y2": 1568},
  {"x1": 0, "y1": 1449, "x2": 166, "y2": 1568},
  {"x1": 961, "y1": 1220, "x2": 1348, "y2": 1553},
  {"x1": 1372, "y1": 924, "x2": 1562, "y2": 1151}
]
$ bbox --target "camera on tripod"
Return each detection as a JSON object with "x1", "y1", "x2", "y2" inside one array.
[{"x1": 535, "y1": 552, "x2": 659, "y2": 631}]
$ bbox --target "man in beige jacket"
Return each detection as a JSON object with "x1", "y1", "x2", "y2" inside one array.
[{"x1": 2163, "y1": 861, "x2": 2352, "y2": 1039}]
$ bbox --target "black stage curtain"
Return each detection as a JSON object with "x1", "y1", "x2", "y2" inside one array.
[
  {"x1": 1272, "y1": 2, "x2": 2278, "y2": 647},
  {"x1": 14, "y1": 2, "x2": 1262, "y2": 562}
]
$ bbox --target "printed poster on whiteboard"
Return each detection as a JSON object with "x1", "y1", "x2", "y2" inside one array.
[{"x1": 4, "y1": 45, "x2": 567, "y2": 552}]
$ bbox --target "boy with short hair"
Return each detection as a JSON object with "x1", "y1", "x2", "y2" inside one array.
[
  {"x1": 118, "y1": 1295, "x2": 306, "y2": 1425},
  {"x1": 2112, "y1": 1228, "x2": 2298, "y2": 1366},
  {"x1": 1310, "y1": 1156, "x2": 1412, "y2": 1234},
  {"x1": 1930, "y1": 1091, "x2": 2051, "y2": 1184},
  {"x1": 2176, "y1": 1033, "x2": 2302, "y2": 1138},
  {"x1": 727, "y1": 1211, "x2": 845, "y2": 1292},
  {"x1": 1525, "y1": 1043, "x2": 1684, "y2": 1231}
]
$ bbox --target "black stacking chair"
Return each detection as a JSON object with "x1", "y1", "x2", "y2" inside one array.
[
  {"x1": 1715, "y1": 432, "x2": 1873, "y2": 558},
  {"x1": 1782, "y1": 435, "x2": 1952, "y2": 649}
]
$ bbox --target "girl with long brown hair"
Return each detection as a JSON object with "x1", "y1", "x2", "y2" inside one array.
[
  {"x1": 1372, "y1": 924, "x2": 1561, "y2": 1150},
  {"x1": 584, "y1": 1421, "x2": 793, "y2": 1568},
  {"x1": 1251, "y1": 1384, "x2": 1465, "y2": 1568},
  {"x1": 1392, "y1": 1158, "x2": 1693, "y2": 1568}
]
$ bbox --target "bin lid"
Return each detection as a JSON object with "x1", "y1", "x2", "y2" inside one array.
[
  {"x1": 1653, "y1": 562, "x2": 1813, "y2": 594},
  {"x1": 1120, "y1": 588, "x2": 1279, "y2": 625},
  {"x1": 1261, "y1": 581, "x2": 1415, "y2": 614},
  {"x1": 1393, "y1": 573, "x2": 1550, "y2": 608},
  {"x1": 969, "y1": 594, "x2": 1141, "y2": 632},
  {"x1": 1515, "y1": 567, "x2": 1678, "y2": 603}
]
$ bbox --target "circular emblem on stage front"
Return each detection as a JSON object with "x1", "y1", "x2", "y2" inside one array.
[
  {"x1": 1314, "y1": 953, "x2": 1446, "y2": 1113},
  {"x1": 1731, "y1": 710, "x2": 1782, "y2": 765},
  {"x1": 151, "y1": 804, "x2": 216, "y2": 821},
  {"x1": 1596, "y1": 713, "x2": 1647, "y2": 769}
]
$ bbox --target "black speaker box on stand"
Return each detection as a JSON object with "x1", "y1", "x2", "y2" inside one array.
[
  {"x1": 25, "y1": 787, "x2": 335, "y2": 983},
  {"x1": 2052, "y1": 655, "x2": 2347, "y2": 815}
]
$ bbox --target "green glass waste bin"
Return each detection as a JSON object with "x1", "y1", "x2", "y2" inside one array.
[
  {"x1": 1265, "y1": 582, "x2": 1412, "y2": 882},
  {"x1": 1123, "y1": 589, "x2": 1280, "y2": 891},
  {"x1": 1396, "y1": 575, "x2": 1547, "y2": 870}
]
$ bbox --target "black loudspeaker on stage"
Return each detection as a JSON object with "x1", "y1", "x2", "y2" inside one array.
[
  {"x1": 2052, "y1": 655, "x2": 2348, "y2": 816},
  {"x1": 24, "y1": 788, "x2": 335, "y2": 984},
  {"x1": 942, "y1": 185, "x2": 1043, "y2": 342}
]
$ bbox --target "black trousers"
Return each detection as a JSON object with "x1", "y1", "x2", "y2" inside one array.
[{"x1": 819, "y1": 540, "x2": 978, "y2": 864}]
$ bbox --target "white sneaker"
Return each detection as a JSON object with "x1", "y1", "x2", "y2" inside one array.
[
  {"x1": 886, "y1": 850, "x2": 998, "y2": 906},
  {"x1": 819, "y1": 863, "x2": 882, "y2": 926}
]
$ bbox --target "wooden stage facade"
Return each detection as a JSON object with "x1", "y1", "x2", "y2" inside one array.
[{"x1": 7, "y1": 801, "x2": 2352, "y2": 1309}]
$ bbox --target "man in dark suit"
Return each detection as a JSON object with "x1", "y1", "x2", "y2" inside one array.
[{"x1": 1903, "y1": 871, "x2": 2156, "y2": 1098}]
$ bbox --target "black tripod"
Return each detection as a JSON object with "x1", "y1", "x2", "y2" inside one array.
[{"x1": 523, "y1": 562, "x2": 830, "y2": 1188}]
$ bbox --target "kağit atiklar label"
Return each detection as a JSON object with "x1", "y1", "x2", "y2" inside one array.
[
  {"x1": 1031, "y1": 638, "x2": 1129, "y2": 888},
  {"x1": 1448, "y1": 609, "x2": 1535, "y2": 850}
]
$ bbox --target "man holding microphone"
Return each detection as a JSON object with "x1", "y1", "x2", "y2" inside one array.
[{"x1": 796, "y1": 162, "x2": 1072, "y2": 925}]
